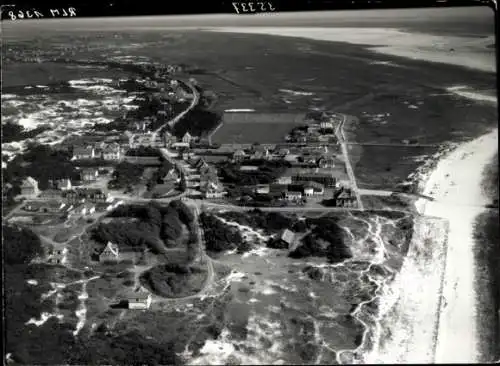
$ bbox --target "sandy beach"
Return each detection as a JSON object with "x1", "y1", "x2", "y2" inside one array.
[
  {"x1": 416, "y1": 128, "x2": 498, "y2": 363},
  {"x1": 208, "y1": 27, "x2": 495, "y2": 73}
]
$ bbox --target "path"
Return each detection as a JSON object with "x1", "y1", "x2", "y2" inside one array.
[{"x1": 336, "y1": 115, "x2": 364, "y2": 210}]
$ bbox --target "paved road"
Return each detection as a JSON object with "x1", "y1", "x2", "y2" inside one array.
[{"x1": 336, "y1": 115, "x2": 365, "y2": 210}]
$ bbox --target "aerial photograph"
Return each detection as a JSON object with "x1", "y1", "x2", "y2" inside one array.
[{"x1": 2, "y1": 3, "x2": 498, "y2": 365}]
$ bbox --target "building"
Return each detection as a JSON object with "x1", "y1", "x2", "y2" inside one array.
[
  {"x1": 203, "y1": 181, "x2": 225, "y2": 199},
  {"x1": 162, "y1": 168, "x2": 180, "y2": 183},
  {"x1": 317, "y1": 156, "x2": 336, "y2": 169},
  {"x1": 251, "y1": 145, "x2": 270, "y2": 160},
  {"x1": 335, "y1": 188, "x2": 357, "y2": 207},
  {"x1": 200, "y1": 166, "x2": 218, "y2": 184},
  {"x1": 127, "y1": 291, "x2": 152, "y2": 310},
  {"x1": 255, "y1": 184, "x2": 270, "y2": 194},
  {"x1": 182, "y1": 132, "x2": 193, "y2": 145},
  {"x1": 320, "y1": 121, "x2": 334, "y2": 131},
  {"x1": 20, "y1": 177, "x2": 40, "y2": 197},
  {"x1": 38, "y1": 189, "x2": 62, "y2": 200},
  {"x1": 80, "y1": 168, "x2": 99, "y2": 182},
  {"x1": 73, "y1": 146, "x2": 95, "y2": 160},
  {"x1": 304, "y1": 186, "x2": 314, "y2": 197},
  {"x1": 291, "y1": 169, "x2": 337, "y2": 188},
  {"x1": 232, "y1": 149, "x2": 247, "y2": 162},
  {"x1": 102, "y1": 146, "x2": 122, "y2": 160},
  {"x1": 48, "y1": 248, "x2": 68, "y2": 265},
  {"x1": 304, "y1": 181, "x2": 325, "y2": 196},
  {"x1": 164, "y1": 131, "x2": 177, "y2": 147},
  {"x1": 285, "y1": 189, "x2": 303, "y2": 201},
  {"x1": 65, "y1": 188, "x2": 108, "y2": 204},
  {"x1": 279, "y1": 229, "x2": 296, "y2": 249},
  {"x1": 276, "y1": 176, "x2": 292, "y2": 185},
  {"x1": 57, "y1": 178, "x2": 72, "y2": 191},
  {"x1": 99, "y1": 241, "x2": 120, "y2": 262},
  {"x1": 81, "y1": 203, "x2": 96, "y2": 216}
]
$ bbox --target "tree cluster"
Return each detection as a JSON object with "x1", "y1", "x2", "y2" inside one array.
[
  {"x1": 140, "y1": 263, "x2": 206, "y2": 298},
  {"x1": 108, "y1": 161, "x2": 145, "y2": 190},
  {"x1": 93, "y1": 201, "x2": 194, "y2": 254},
  {"x1": 2, "y1": 122, "x2": 50, "y2": 144},
  {"x1": 199, "y1": 213, "x2": 246, "y2": 253},
  {"x1": 289, "y1": 218, "x2": 352, "y2": 262},
  {"x1": 172, "y1": 105, "x2": 221, "y2": 138},
  {"x1": 125, "y1": 146, "x2": 162, "y2": 157},
  {"x1": 3, "y1": 143, "x2": 78, "y2": 191}
]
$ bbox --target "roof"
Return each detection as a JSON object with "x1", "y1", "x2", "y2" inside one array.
[
  {"x1": 304, "y1": 181, "x2": 325, "y2": 190},
  {"x1": 74, "y1": 146, "x2": 94, "y2": 154},
  {"x1": 222, "y1": 112, "x2": 307, "y2": 124},
  {"x1": 81, "y1": 168, "x2": 98, "y2": 174},
  {"x1": 101, "y1": 241, "x2": 119, "y2": 256},
  {"x1": 127, "y1": 291, "x2": 151, "y2": 301},
  {"x1": 280, "y1": 229, "x2": 295, "y2": 245},
  {"x1": 21, "y1": 176, "x2": 38, "y2": 187}
]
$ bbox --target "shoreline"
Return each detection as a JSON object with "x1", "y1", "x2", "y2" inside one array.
[
  {"x1": 416, "y1": 128, "x2": 498, "y2": 363},
  {"x1": 207, "y1": 27, "x2": 496, "y2": 73}
]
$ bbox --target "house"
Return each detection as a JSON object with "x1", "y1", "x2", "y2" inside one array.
[
  {"x1": 65, "y1": 188, "x2": 108, "y2": 204},
  {"x1": 20, "y1": 177, "x2": 40, "y2": 197},
  {"x1": 81, "y1": 203, "x2": 96, "y2": 216},
  {"x1": 304, "y1": 181, "x2": 325, "y2": 196},
  {"x1": 182, "y1": 132, "x2": 193, "y2": 145},
  {"x1": 255, "y1": 184, "x2": 270, "y2": 194},
  {"x1": 204, "y1": 182, "x2": 225, "y2": 199},
  {"x1": 127, "y1": 291, "x2": 152, "y2": 310},
  {"x1": 291, "y1": 170, "x2": 337, "y2": 188},
  {"x1": 162, "y1": 168, "x2": 180, "y2": 183},
  {"x1": 251, "y1": 145, "x2": 270, "y2": 160},
  {"x1": 99, "y1": 241, "x2": 120, "y2": 262},
  {"x1": 73, "y1": 146, "x2": 95, "y2": 160},
  {"x1": 232, "y1": 149, "x2": 247, "y2": 162},
  {"x1": 278, "y1": 229, "x2": 296, "y2": 249},
  {"x1": 80, "y1": 168, "x2": 99, "y2": 182},
  {"x1": 164, "y1": 131, "x2": 176, "y2": 147},
  {"x1": 335, "y1": 188, "x2": 357, "y2": 207},
  {"x1": 320, "y1": 121, "x2": 334, "y2": 131},
  {"x1": 317, "y1": 156, "x2": 336, "y2": 169},
  {"x1": 304, "y1": 186, "x2": 314, "y2": 197},
  {"x1": 48, "y1": 248, "x2": 67, "y2": 265},
  {"x1": 38, "y1": 189, "x2": 62, "y2": 200},
  {"x1": 39, "y1": 200, "x2": 67, "y2": 213},
  {"x1": 276, "y1": 176, "x2": 292, "y2": 185},
  {"x1": 57, "y1": 178, "x2": 72, "y2": 191},
  {"x1": 102, "y1": 146, "x2": 122, "y2": 160},
  {"x1": 285, "y1": 189, "x2": 303, "y2": 201}
]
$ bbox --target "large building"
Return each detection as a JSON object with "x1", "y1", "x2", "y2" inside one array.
[{"x1": 20, "y1": 177, "x2": 39, "y2": 197}]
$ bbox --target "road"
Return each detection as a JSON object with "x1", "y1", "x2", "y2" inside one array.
[
  {"x1": 336, "y1": 115, "x2": 364, "y2": 210},
  {"x1": 150, "y1": 79, "x2": 200, "y2": 145}
]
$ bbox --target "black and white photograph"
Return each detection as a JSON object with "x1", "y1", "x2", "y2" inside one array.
[{"x1": 2, "y1": 0, "x2": 498, "y2": 364}]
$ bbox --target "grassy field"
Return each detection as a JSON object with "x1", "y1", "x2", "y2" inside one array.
[{"x1": 210, "y1": 121, "x2": 303, "y2": 144}]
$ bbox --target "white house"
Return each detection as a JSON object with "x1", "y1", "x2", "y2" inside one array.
[
  {"x1": 57, "y1": 178, "x2": 72, "y2": 191},
  {"x1": 182, "y1": 132, "x2": 193, "y2": 145},
  {"x1": 304, "y1": 186, "x2": 314, "y2": 197},
  {"x1": 127, "y1": 291, "x2": 152, "y2": 310},
  {"x1": 99, "y1": 241, "x2": 120, "y2": 262}
]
